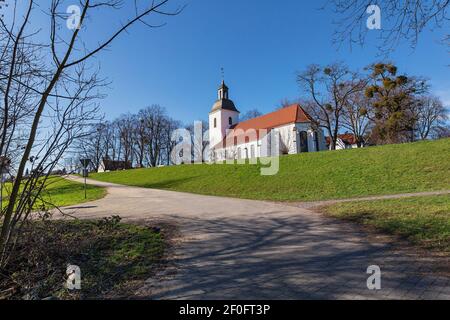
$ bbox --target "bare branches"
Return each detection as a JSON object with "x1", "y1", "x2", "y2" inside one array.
[
  {"x1": 64, "y1": 0, "x2": 183, "y2": 68},
  {"x1": 0, "y1": 0, "x2": 181, "y2": 267},
  {"x1": 296, "y1": 61, "x2": 445, "y2": 147},
  {"x1": 412, "y1": 95, "x2": 448, "y2": 140},
  {"x1": 328, "y1": 0, "x2": 450, "y2": 54},
  {"x1": 341, "y1": 87, "x2": 372, "y2": 146},
  {"x1": 0, "y1": 0, "x2": 34, "y2": 158},
  {"x1": 76, "y1": 104, "x2": 181, "y2": 171},
  {"x1": 297, "y1": 62, "x2": 365, "y2": 150}
]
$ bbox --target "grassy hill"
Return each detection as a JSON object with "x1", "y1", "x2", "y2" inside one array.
[
  {"x1": 90, "y1": 138, "x2": 450, "y2": 202},
  {"x1": 2, "y1": 176, "x2": 106, "y2": 209}
]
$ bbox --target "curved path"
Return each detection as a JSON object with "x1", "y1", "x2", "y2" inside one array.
[
  {"x1": 285, "y1": 190, "x2": 450, "y2": 210},
  {"x1": 59, "y1": 176, "x2": 450, "y2": 300}
]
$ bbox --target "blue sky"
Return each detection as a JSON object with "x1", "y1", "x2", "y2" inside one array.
[{"x1": 11, "y1": 0, "x2": 450, "y2": 123}]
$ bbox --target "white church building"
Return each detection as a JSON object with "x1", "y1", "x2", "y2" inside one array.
[{"x1": 209, "y1": 81, "x2": 327, "y2": 162}]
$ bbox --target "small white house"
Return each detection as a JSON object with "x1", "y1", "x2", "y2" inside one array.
[
  {"x1": 209, "y1": 81, "x2": 327, "y2": 162},
  {"x1": 326, "y1": 134, "x2": 360, "y2": 150},
  {"x1": 97, "y1": 157, "x2": 132, "y2": 173}
]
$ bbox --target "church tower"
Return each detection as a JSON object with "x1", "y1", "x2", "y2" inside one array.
[{"x1": 209, "y1": 80, "x2": 240, "y2": 151}]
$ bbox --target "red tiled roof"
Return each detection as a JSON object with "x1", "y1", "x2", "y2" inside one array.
[
  {"x1": 326, "y1": 133, "x2": 357, "y2": 146},
  {"x1": 233, "y1": 104, "x2": 312, "y2": 131},
  {"x1": 213, "y1": 104, "x2": 313, "y2": 149}
]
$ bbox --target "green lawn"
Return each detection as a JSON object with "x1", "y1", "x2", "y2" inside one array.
[
  {"x1": 91, "y1": 138, "x2": 450, "y2": 201},
  {"x1": 324, "y1": 195, "x2": 450, "y2": 251},
  {"x1": 1, "y1": 176, "x2": 106, "y2": 209}
]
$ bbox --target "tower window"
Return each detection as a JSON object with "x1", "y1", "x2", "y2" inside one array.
[
  {"x1": 229, "y1": 117, "x2": 232, "y2": 125},
  {"x1": 214, "y1": 118, "x2": 217, "y2": 128}
]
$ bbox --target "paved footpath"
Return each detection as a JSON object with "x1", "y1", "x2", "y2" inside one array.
[{"x1": 60, "y1": 176, "x2": 450, "y2": 300}]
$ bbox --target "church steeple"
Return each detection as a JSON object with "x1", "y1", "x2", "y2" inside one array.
[
  {"x1": 218, "y1": 80, "x2": 229, "y2": 100},
  {"x1": 209, "y1": 78, "x2": 240, "y2": 153},
  {"x1": 210, "y1": 80, "x2": 239, "y2": 113}
]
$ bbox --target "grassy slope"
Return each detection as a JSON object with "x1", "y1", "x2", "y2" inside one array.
[
  {"x1": 324, "y1": 195, "x2": 450, "y2": 251},
  {"x1": 2, "y1": 176, "x2": 106, "y2": 208},
  {"x1": 91, "y1": 138, "x2": 450, "y2": 202},
  {"x1": 39, "y1": 177, "x2": 107, "y2": 207}
]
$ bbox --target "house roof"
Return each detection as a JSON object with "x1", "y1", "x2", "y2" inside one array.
[
  {"x1": 101, "y1": 158, "x2": 132, "y2": 171},
  {"x1": 232, "y1": 104, "x2": 313, "y2": 131},
  {"x1": 326, "y1": 133, "x2": 357, "y2": 146},
  {"x1": 213, "y1": 104, "x2": 313, "y2": 149}
]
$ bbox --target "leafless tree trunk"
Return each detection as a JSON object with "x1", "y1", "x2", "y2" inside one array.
[
  {"x1": 77, "y1": 122, "x2": 108, "y2": 171},
  {"x1": 297, "y1": 63, "x2": 364, "y2": 150},
  {"x1": 412, "y1": 95, "x2": 448, "y2": 140},
  {"x1": 163, "y1": 118, "x2": 181, "y2": 165},
  {"x1": 342, "y1": 83, "x2": 372, "y2": 147},
  {"x1": 186, "y1": 120, "x2": 208, "y2": 162},
  {"x1": 116, "y1": 114, "x2": 135, "y2": 165},
  {"x1": 0, "y1": 0, "x2": 181, "y2": 266},
  {"x1": 139, "y1": 105, "x2": 168, "y2": 167}
]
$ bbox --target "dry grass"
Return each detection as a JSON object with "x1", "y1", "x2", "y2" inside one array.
[{"x1": 0, "y1": 217, "x2": 167, "y2": 300}]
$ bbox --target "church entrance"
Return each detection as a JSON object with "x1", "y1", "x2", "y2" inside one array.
[{"x1": 300, "y1": 131, "x2": 309, "y2": 153}]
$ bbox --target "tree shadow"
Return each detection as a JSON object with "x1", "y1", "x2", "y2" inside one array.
[
  {"x1": 144, "y1": 213, "x2": 448, "y2": 300},
  {"x1": 140, "y1": 176, "x2": 200, "y2": 189},
  {"x1": 66, "y1": 205, "x2": 98, "y2": 210}
]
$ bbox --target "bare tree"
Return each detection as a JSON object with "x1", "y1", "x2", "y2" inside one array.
[
  {"x1": 77, "y1": 107, "x2": 182, "y2": 170},
  {"x1": 276, "y1": 98, "x2": 296, "y2": 110},
  {"x1": 328, "y1": 0, "x2": 450, "y2": 54},
  {"x1": 342, "y1": 85, "x2": 372, "y2": 147},
  {"x1": 0, "y1": 0, "x2": 181, "y2": 266},
  {"x1": 186, "y1": 120, "x2": 208, "y2": 162},
  {"x1": 412, "y1": 95, "x2": 448, "y2": 140},
  {"x1": 163, "y1": 117, "x2": 181, "y2": 165},
  {"x1": 138, "y1": 105, "x2": 168, "y2": 167},
  {"x1": 133, "y1": 116, "x2": 148, "y2": 168},
  {"x1": 241, "y1": 109, "x2": 262, "y2": 121},
  {"x1": 297, "y1": 63, "x2": 364, "y2": 150},
  {"x1": 77, "y1": 122, "x2": 109, "y2": 171},
  {"x1": 116, "y1": 114, "x2": 136, "y2": 165},
  {"x1": 433, "y1": 124, "x2": 450, "y2": 139}
]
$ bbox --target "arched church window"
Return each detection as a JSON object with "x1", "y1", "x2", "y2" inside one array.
[
  {"x1": 229, "y1": 117, "x2": 232, "y2": 125},
  {"x1": 214, "y1": 118, "x2": 217, "y2": 128}
]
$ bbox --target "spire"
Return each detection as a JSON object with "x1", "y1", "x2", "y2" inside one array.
[
  {"x1": 210, "y1": 80, "x2": 239, "y2": 113},
  {"x1": 218, "y1": 67, "x2": 229, "y2": 99},
  {"x1": 218, "y1": 80, "x2": 229, "y2": 100},
  {"x1": 210, "y1": 68, "x2": 239, "y2": 113}
]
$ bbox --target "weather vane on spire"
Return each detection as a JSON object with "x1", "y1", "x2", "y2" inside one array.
[{"x1": 221, "y1": 67, "x2": 225, "y2": 82}]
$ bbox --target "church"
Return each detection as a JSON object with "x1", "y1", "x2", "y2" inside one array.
[{"x1": 209, "y1": 81, "x2": 327, "y2": 162}]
